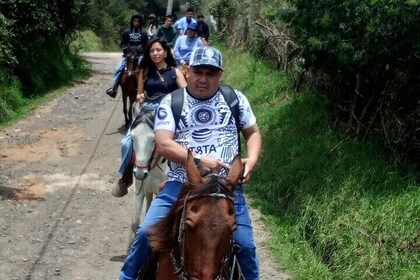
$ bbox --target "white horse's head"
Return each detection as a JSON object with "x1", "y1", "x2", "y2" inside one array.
[{"x1": 130, "y1": 109, "x2": 156, "y2": 180}]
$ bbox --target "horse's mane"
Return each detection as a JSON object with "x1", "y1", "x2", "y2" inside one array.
[
  {"x1": 148, "y1": 175, "x2": 234, "y2": 252},
  {"x1": 131, "y1": 107, "x2": 156, "y2": 130}
]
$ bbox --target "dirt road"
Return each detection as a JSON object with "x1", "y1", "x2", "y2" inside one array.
[{"x1": 0, "y1": 53, "x2": 288, "y2": 280}]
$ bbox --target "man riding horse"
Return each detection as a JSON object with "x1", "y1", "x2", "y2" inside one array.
[
  {"x1": 106, "y1": 13, "x2": 148, "y2": 98},
  {"x1": 118, "y1": 46, "x2": 262, "y2": 280}
]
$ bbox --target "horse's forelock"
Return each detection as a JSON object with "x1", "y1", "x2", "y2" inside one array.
[
  {"x1": 148, "y1": 176, "x2": 234, "y2": 252},
  {"x1": 187, "y1": 175, "x2": 234, "y2": 197}
]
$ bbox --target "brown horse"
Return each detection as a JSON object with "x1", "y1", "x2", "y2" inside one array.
[
  {"x1": 147, "y1": 152, "x2": 245, "y2": 280},
  {"x1": 120, "y1": 47, "x2": 139, "y2": 127}
]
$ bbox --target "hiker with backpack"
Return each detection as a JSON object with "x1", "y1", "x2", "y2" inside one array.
[{"x1": 119, "y1": 46, "x2": 262, "y2": 280}]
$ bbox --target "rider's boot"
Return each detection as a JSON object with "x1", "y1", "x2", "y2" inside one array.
[
  {"x1": 106, "y1": 73, "x2": 122, "y2": 98},
  {"x1": 111, "y1": 163, "x2": 134, "y2": 197}
]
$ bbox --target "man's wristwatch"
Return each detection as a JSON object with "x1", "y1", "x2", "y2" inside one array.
[{"x1": 193, "y1": 154, "x2": 202, "y2": 167}]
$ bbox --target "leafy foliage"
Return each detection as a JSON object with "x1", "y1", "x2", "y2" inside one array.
[
  {"x1": 0, "y1": 11, "x2": 16, "y2": 67},
  {"x1": 0, "y1": 0, "x2": 91, "y2": 124},
  {"x1": 282, "y1": 0, "x2": 420, "y2": 168},
  {"x1": 220, "y1": 43, "x2": 420, "y2": 279}
]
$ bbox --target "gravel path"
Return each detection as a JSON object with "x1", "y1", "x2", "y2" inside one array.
[{"x1": 0, "y1": 53, "x2": 289, "y2": 280}]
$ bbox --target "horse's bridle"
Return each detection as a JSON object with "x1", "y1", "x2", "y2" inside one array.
[{"x1": 170, "y1": 179, "x2": 237, "y2": 280}]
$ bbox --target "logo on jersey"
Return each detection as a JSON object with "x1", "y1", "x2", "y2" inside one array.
[
  {"x1": 192, "y1": 129, "x2": 212, "y2": 142},
  {"x1": 195, "y1": 109, "x2": 212, "y2": 123},
  {"x1": 157, "y1": 108, "x2": 167, "y2": 120}
]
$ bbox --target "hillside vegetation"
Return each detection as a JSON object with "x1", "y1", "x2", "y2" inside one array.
[
  {"x1": 1, "y1": 1, "x2": 419, "y2": 278},
  {"x1": 208, "y1": 0, "x2": 419, "y2": 168},
  {"x1": 218, "y1": 44, "x2": 419, "y2": 280}
]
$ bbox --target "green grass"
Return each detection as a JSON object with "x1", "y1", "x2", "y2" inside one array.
[
  {"x1": 0, "y1": 41, "x2": 89, "y2": 127},
  {"x1": 71, "y1": 30, "x2": 119, "y2": 52},
  {"x1": 217, "y1": 43, "x2": 420, "y2": 279}
]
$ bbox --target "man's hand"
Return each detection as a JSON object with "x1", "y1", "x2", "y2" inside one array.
[
  {"x1": 136, "y1": 93, "x2": 145, "y2": 103},
  {"x1": 198, "y1": 155, "x2": 230, "y2": 176},
  {"x1": 240, "y1": 158, "x2": 257, "y2": 184}
]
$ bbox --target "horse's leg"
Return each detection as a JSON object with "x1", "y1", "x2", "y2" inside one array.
[
  {"x1": 128, "y1": 100, "x2": 134, "y2": 127},
  {"x1": 128, "y1": 78, "x2": 137, "y2": 126},
  {"x1": 122, "y1": 90, "x2": 129, "y2": 127},
  {"x1": 145, "y1": 191, "x2": 154, "y2": 213},
  {"x1": 132, "y1": 179, "x2": 145, "y2": 234},
  {"x1": 128, "y1": 179, "x2": 145, "y2": 251}
]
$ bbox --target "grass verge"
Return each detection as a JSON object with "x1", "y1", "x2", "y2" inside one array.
[
  {"x1": 217, "y1": 43, "x2": 420, "y2": 280},
  {"x1": 0, "y1": 43, "x2": 89, "y2": 128}
]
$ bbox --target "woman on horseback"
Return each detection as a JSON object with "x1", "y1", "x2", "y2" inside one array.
[{"x1": 112, "y1": 38, "x2": 186, "y2": 197}]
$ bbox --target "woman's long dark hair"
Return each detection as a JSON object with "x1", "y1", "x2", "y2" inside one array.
[{"x1": 140, "y1": 38, "x2": 176, "y2": 79}]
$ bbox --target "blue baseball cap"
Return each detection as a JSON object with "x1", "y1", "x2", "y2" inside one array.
[
  {"x1": 189, "y1": 47, "x2": 223, "y2": 71},
  {"x1": 187, "y1": 21, "x2": 198, "y2": 31}
]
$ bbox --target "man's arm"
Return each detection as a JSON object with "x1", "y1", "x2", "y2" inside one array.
[
  {"x1": 156, "y1": 27, "x2": 163, "y2": 39},
  {"x1": 173, "y1": 37, "x2": 184, "y2": 64},
  {"x1": 155, "y1": 130, "x2": 186, "y2": 163},
  {"x1": 240, "y1": 124, "x2": 262, "y2": 183},
  {"x1": 120, "y1": 31, "x2": 129, "y2": 51},
  {"x1": 169, "y1": 29, "x2": 178, "y2": 48}
]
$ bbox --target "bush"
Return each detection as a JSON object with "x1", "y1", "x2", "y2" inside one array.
[
  {"x1": 285, "y1": 0, "x2": 420, "y2": 169},
  {"x1": 0, "y1": 70, "x2": 24, "y2": 122}
]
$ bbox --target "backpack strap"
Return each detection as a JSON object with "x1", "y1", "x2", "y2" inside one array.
[
  {"x1": 219, "y1": 85, "x2": 240, "y2": 133},
  {"x1": 218, "y1": 85, "x2": 241, "y2": 154},
  {"x1": 171, "y1": 88, "x2": 185, "y2": 130}
]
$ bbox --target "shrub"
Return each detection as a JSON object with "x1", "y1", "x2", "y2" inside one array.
[{"x1": 285, "y1": 0, "x2": 420, "y2": 169}]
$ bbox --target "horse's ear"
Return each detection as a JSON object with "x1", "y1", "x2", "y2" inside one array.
[
  {"x1": 185, "y1": 151, "x2": 203, "y2": 185},
  {"x1": 226, "y1": 154, "x2": 244, "y2": 186}
]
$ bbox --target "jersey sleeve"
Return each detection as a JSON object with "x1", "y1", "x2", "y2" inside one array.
[
  {"x1": 154, "y1": 94, "x2": 176, "y2": 132},
  {"x1": 235, "y1": 90, "x2": 257, "y2": 130}
]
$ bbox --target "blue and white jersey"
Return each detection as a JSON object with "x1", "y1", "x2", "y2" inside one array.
[
  {"x1": 154, "y1": 88, "x2": 256, "y2": 183},
  {"x1": 174, "y1": 17, "x2": 197, "y2": 33}
]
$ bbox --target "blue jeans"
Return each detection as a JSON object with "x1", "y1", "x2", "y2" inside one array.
[
  {"x1": 118, "y1": 126, "x2": 132, "y2": 176},
  {"x1": 119, "y1": 181, "x2": 259, "y2": 280},
  {"x1": 114, "y1": 58, "x2": 126, "y2": 82}
]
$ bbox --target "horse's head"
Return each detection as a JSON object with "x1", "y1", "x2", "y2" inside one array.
[
  {"x1": 125, "y1": 46, "x2": 138, "y2": 76},
  {"x1": 130, "y1": 108, "x2": 156, "y2": 180},
  {"x1": 149, "y1": 151, "x2": 244, "y2": 280}
]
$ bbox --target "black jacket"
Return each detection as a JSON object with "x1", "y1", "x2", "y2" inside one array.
[
  {"x1": 120, "y1": 13, "x2": 148, "y2": 55},
  {"x1": 197, "y1": 22, "x2": 210, "y2": 40}
]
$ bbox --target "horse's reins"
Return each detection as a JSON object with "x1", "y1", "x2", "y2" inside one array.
[{"x1": 170, "y1": 179, "x2": 237, "y2": 280}]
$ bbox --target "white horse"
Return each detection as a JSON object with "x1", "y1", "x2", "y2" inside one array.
[{"x1": 129, "y1": 105, "x2": 169, "y2": 241}]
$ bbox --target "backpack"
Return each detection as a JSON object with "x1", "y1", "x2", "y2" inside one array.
[{"x1": 171, "y1": 85, "x2": 241, "y2": 152}]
